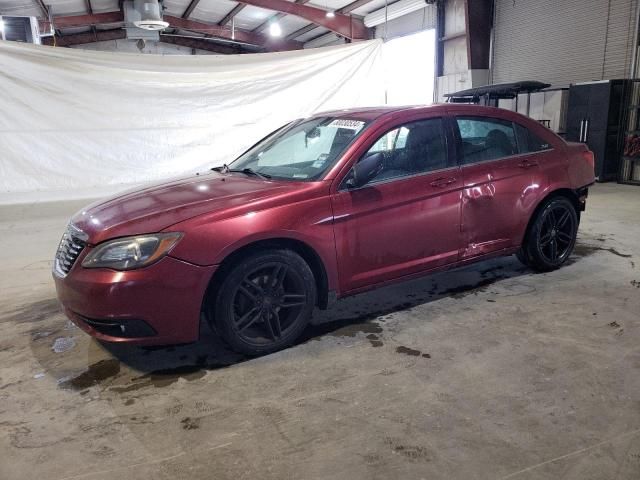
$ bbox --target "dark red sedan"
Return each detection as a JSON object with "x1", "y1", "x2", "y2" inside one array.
[{"x1": 54, "y1": 104, "x2": 595, "y2": 355}]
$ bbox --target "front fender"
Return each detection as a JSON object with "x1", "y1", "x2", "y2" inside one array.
[{"x1": 165, "y1": 195, "x2": 339, "y2": 293}]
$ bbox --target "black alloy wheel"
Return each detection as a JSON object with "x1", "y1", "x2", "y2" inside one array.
[
  {"x1": 537, "y1": 204, "x2": 576, "y2": 264},
  {"x1": 518, "y1": 196, "x2": 579, "y2": 272},
  {"x1": 213, "y1": 250, "x2": 316, "y2": 356},
  {"x1": 233, "y1": 263, "x2": 307, "y2": 343}
]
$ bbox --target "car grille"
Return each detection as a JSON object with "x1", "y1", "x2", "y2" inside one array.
[{"x1": 54, "y1": 225, "x2": 88, "y2": 276}]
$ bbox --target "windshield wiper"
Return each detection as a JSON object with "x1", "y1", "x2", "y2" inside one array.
[
  {"x1": 211, "y1": 164, "x2": 271, "y2": 180},
  {"x1": 228, "y1": 168, "x2": 272, "y2": 180}
]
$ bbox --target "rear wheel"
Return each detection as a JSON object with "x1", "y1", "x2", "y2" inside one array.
[
  {"x1": 518, "y1": 196, "x2": 578, "y2": 272},
  {"x1": 212, "y1": 250, "x2": 316, "y2": 356}
]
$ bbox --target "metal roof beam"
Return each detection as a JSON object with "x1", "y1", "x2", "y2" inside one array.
[
  {"x1": 285, "y1": 23, "x2": 317, "y2": 40},
  {"x1": 278, "y1": 0, "x2": 375, "y2": 42},
  {"x1": 40, "y1": 11, "x2": 124, "y2": 30},
  {"x1": 159, "y1": 34, "x2": 247, "y2": 54},
  {"x1": 232, "y1": 0, "x2": 369, "y2": 39},
  {"x1": 253, "y1": 11, "x2": 285, "y2": 32},
  {"x1": 337, "y1": 0, "x2": 375, "y2": 14},
  {"x1": 38, "y1": 13, "x2": 303, "y2": 50},
  {"x1": 219, "y1": 4, "x2": 246, "y2": 26},
  {"x1": 42, "y1": 28, "x2": 126, "y2": 46},
  {"x1": 35, "y1": 0, "x2": 50, "y2": 18},
  {"x1": 165, "y1": 15, "x2": 302, "y2": 49},
  {"x1": 253, "y1": 0, "x2": 310, "y2": 33},
  {"x1": 182, "y1": 0, "x2": 201, "y2": 19},
  {"x1": 41, "y1": 28, "x2": 246, "y2": 54}
]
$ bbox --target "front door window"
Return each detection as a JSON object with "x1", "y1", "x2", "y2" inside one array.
[{"x1": 353, "y1": 118, "x2": 448, "y2": 186}]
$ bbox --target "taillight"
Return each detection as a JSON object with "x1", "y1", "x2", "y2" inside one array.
[{"x1": 582, "y1": 150, "x2": 595, "y2": 171}]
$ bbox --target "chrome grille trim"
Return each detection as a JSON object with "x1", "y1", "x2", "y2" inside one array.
[{"x1": 54, "y1": 224, "x2": 87, "y2": 277}]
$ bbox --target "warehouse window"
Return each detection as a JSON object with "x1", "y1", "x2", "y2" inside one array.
[{"x1": 456, "y1": 117, "x2": 517, "y2": 164}]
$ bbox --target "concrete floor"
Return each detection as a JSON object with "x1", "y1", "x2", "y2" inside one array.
[{"x1": 1, "y1": 183, "x2": 639, "y2": 480}]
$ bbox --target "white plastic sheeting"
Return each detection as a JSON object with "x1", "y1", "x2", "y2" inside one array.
[{"x1": 0, "y1": 39, "x2": 385, "y2": 203}]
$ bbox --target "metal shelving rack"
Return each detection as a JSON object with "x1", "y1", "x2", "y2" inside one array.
[{"x1": 619, "y1": 80, "x2": 640, "y2": 185}]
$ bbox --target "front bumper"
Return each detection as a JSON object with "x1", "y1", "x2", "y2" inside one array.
[{"x1": 53, "y1": 254, "x2": 217, "y2": 346}]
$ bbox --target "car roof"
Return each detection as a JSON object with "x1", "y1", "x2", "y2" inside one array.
[{"x1": 312, "y1": 103, "x2": 512, "y2": 122}]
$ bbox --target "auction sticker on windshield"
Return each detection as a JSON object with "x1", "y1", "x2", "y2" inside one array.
[{"x1": 327, "y1": 119, "x2": 365, "y2": 131}]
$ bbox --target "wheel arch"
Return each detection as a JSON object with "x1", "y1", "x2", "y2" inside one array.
[
  {"x1": 520, "y1": 187, "x2": 581, "y2": 247},
  {"x1": 202, "y1": 237, "x2": 331, "y2": 326}
]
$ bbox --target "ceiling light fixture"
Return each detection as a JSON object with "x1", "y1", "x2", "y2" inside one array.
[
  {"x1": 130, "y1": 0, "x2": 169, "y2": 30},
  {"x1": 326, "y1": 11, "x2": 335, "y2": 18},
  {"x1": 269, "y1": 21, "x2": 282, "y2": 37}
]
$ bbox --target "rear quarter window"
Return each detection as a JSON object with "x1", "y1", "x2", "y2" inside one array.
[{"x1": 515, "y1": 123, "x2": 552, "y2": 153}]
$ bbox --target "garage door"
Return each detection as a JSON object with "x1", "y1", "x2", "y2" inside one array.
[{"x1": 492, "y1": 0, "x2": 638, "y2": 86}]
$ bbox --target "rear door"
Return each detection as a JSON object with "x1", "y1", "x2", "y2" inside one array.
[{"x1": 452, "y1": 112, "x2": 550, "y2": 259}]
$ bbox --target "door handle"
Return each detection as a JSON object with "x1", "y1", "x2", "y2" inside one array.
[
  {"x1": 430, "y1": 177, "x2": 457, "y2": 187},
  {"x1": 517, "y1": 159, "x2": 539, "y2": 169},
  {"x1": 579, "y1": 119, "x2": 585, "y2": 142},
  {"x1": 584, "y1": 119, "x2": 589, "y2": 143}
]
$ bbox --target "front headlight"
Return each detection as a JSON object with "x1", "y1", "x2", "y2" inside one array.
[{"x1": 81, "y1": 233, "x2": 182, "y2": 271}]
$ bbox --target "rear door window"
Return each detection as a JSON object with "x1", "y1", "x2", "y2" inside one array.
[{"x1": 456, "y1": 116, "x2": 517, "y2": 164}]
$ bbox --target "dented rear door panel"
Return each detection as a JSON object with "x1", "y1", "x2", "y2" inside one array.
[{"x1": 459, "y1": 153, "x2": 548, "y2": 259}]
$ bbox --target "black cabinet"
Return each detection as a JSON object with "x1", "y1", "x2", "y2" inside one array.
[{"x1": 566, "y1": 80, "x2": 630, "y2": 182}]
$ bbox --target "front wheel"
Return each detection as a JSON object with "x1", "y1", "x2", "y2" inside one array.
[
  {"x1": 518, "y1": 196, "x2": 579, "y2": 272},
  {"x1": 212, "y1": 249, "x2": 317, "y2": 356}
]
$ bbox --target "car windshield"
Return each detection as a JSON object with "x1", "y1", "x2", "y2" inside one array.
[{"x1": 230, "y1": 117, "x2": 368, "y2": 181}]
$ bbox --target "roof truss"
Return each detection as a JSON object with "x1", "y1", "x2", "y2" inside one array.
[
  {"x1": 40, "y1": 13, "x2": 302, "y2": 50},
  {"x1": 285, "y1": 0, "x2": 377, "y2": 40},
  {"x1": 182, "y1": 0, "x2": 203, "y2": 18},
  {"x1": 34, "y1": 0, "x2": 373, "y2": 50},
  {"x1": 41, "y1": 28, "x2": 249, "y2": 54},
  {"x1": 253, "y1": 0, "x2": 311, "y2": 33},
  {"x1": 232, "y1": 0, "x2": 368, "y2": 39},
  {"x1": 218, "y1": 4, "x2": 247, "y2": 26}
]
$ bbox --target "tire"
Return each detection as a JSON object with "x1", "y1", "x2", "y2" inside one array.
[
  {"x1": 519, "y1": 196, "x2": 579, "y2": 272},
  {"x1": 515, "y1": 247, "x2": 530, "y2": 266},
  {"x1": 212, "y1": 249, "x2": 316, "y2": 356}
]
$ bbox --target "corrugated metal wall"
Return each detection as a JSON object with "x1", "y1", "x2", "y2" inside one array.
[
  {"x1": 374, "y1": 5, "x2": 437, "y2": 39},
  {"x1": 492, "y1": 0, "x2": 638, "y2": 86}
]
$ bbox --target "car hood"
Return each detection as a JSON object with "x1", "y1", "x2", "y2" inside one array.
[{"x1": 70, "y1": 172, "x2": 295, "y2": 244}]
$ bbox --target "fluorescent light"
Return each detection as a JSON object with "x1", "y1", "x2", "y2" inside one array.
[
  {"x1": 364, "y1": 0, "x2": 427, "y2": 28},
  {"x1": 326, "y1": 11, "x2": 335, "y2": 18},
  {"x1": 269, "y1": 22, "x2": 282, "y2": 37}
]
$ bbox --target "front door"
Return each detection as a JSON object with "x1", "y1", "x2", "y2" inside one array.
[{"x1": 331, "y1": 116, "x2": 463, "y2": 293}]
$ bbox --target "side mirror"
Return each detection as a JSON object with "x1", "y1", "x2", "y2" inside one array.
[{"x1": 345, "y1": 152, "x2": 383, "y2": 189}]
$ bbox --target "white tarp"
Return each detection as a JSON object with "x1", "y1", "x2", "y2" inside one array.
[{"x1": 0, "y1": 39, "x2": 385, "y2": 203}]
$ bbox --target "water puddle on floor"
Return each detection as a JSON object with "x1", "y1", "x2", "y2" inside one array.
[
  {"x1": 573, "y1": 243, "x2": 632, "y2": 258},
  {"x1": 58, "y1": 358, "x2": 121, "y2": 390},
  {"x1": 31, "y1": 239, "x2": 626, "y2": 398}
]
